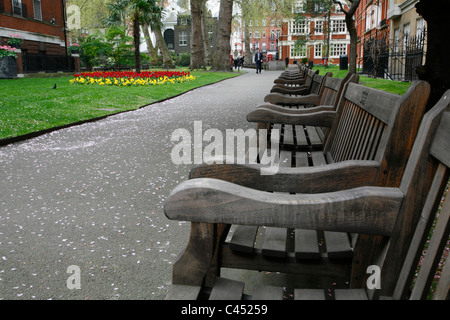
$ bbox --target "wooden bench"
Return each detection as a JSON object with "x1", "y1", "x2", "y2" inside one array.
[
  {"x1": 164, "y1": 89, "x2": 450, "y2": 300},
  {"x1": 186, "y1": 79, "x2": 430, "y2": 283},
  {"x1": 274, "y1": 64, "x2": 309, "y2": 84},
  {"x1": 165, "y1": 79, "x2": 431, "y2": 295},
  {"x1": 254, "y1": 72, "x2": 359, "y2": 152},
  {"x1": 214, "y1": 80, "x2": 430, "y2": 287},
  {"x1": 271, "y1": 69, "x2": 319, "y2": 95}
]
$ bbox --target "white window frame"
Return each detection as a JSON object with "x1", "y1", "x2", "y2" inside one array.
[
  {"x1": 12, "y1": 0, "x2": 23, "y2": 15},
  {"x1": 330, "y1": 43, "x2": 347, "y2": 57},
  {"x1": 290, "y1": 19, "x2": 310, "y2": 35},
  {"x1": 290, "y1": 44, "x2": 307, "y2": 58},
  {"x1": 314, "y1": 43, "x2": 323, "y2": 58},
  {"x1": 314, "y1": 20, "x2": 323, "y2": 34},
  {"x1": 332, "y1": 19, "x2": 346, "y2": 34},
  {"x1": 179, "y1": 31, "x2": 187, "y2": 46},
  {"x1": 416, "y1": 18, "x2": 424, "y2": 34},
  {"x1": 33, "y1": 0, "x2": 42, "y2": 21}
]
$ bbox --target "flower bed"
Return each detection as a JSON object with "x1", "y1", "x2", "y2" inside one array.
[
  {"x1": 0, "y1": 45, "x2": 17, "y2": 58},
  {"x1": 70, "y1": 70, "x2": 195, "y2": 86}
]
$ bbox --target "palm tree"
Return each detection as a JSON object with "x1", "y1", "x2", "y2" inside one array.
[{"x1": 105, "y1": 0, "x2": 172, "y2": 72}]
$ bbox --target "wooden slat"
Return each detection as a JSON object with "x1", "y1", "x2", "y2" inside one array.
[
  {"x1": 209, "y1": 278, "x2": 244, "y2": 300},
  {"x1": 334, "y1": 289, "x2": 368, "y2": 300},
  {"x1": 252, "y1": 285, "x2": 284, "y2": 300},
  {"x1": 261, "y1": 227, "x2": 288, "y2": 258},
  {"x1": 294, "y1": 229, "x2": 321, "y2": 259},
  {"x1": 283, "y1": 124, "x2": 295, "y2": 146},
  {"x1": 344, "y1": 82, "x2": 399, "y2": 124},
  {"x1": 306, "y1": 126, "x2": 322, "y2": 148},
  {"x1": 433, "y1": 251, "x2": 450, "y2": 300},
  {"x1": 166, "y1": 284, "x2": 201, "y2": 300},
  {"x1": 229, "y1": 225, "x2": 258, "y2": 253},
  {"x1": 310, "y1": 151, "x2": 327, "y2": 166},
  {"x1": 392, "y1": 164, "x2": 448, "y2": 300},
  {"x1": 294, "y1": 289, "x2": 326, "y2": 300},
  {"x1": 430, "y1": 112, "x2": 450, "y2": 168},
  {"x1": 324, "y1": 231, "x2": 353, "y2": 259},
  {"x1": 410, "y1": 175, "x2": 450, "y2": 300},
  {"x1": 294, "y1": 125, "x2": 309, "y2": 149},
  {"x1": 295, "y1": 151, "x2": 309, "y2": 167}
]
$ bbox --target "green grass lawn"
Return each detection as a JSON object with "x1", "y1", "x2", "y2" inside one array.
[
  {"x1": 314, "y1": 65, "x2": 412, "y2": 95},
  {"x1": 1, "y1": 66, "x2": 413, "y2": 140},
  {"x1": 0, "y1": 70, "x2": 241, "y2": 140}
]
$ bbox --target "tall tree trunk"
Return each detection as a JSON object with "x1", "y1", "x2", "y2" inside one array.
[
  {"x1": 334, "y1": 0, "x2": 361, "y2": 74},
  {"x1": 133, "y1": 10, "x2": 141, "y2": 73},
  {"x1": 345, "y1": 1, "x2": 360, "y2": 74},
  {"x1": 154, "y1": 25, "x2": 175, "y2": 68},
  {"x1": 244, "y1": 25, "x2": 251, "y2": 65},
  {"x1": 211, "y1": 0, "x2": 234, "y2": 71},
  {"x1": 143, "y1": 22, "x2": 158, "y2": 64},
  {"x1": 190, "y1": 0, "x2": 205, "y2": 69},
  {"x1": 415, "y1": 0, "x2": 450, "y2": 111},
  {"x1": 201, "y1": 1, "x2": 212, "y2": 66}
]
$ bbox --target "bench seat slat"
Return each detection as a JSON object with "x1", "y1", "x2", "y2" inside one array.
[
  {"x1": 324, "y1": 231, "x2": 353, "y2": 259},
  {"x1": 294, "y1": 229, "x2": 321, "y2": 259},
  {"x1": 209, "y1": 278, "x2": 244, "y2": 300},
  {"x1": 252, "y1": 285, "x2": 284, "y2": 300},
  {"x1": 166, "y1": 284, "x2": 202, "y2": 300},
  {"x1": 262, "y1": 227, "x2": 289, "y2": 258},
  {"x1": 294, "y1": 289, "x2": 326, "y2": 300},
  {"x1": 229, "y1": 225, "x2": 259, "y2": 253},
  {"x1": 334, "y1": 289, "x2": 368, "y2": 300}
]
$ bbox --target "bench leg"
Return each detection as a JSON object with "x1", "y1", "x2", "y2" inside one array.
[{"x1": 172, "y1": 222, "x2": 229, "y2": 287}]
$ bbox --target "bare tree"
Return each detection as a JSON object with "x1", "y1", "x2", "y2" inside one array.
[{"x1": 333, "y1": 0, "x2": 361, "y2": 74}]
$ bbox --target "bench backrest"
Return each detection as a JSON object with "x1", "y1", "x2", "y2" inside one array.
[
  {"x1": 319, "y1": 73, "x2": 359, "y2": 107},
  {"x1": 374, "y1": 90, "x2": 450, "y2": 299},
  {"x1": 324, "y1": 80, "x2": 430, "y2": 188},
  {"x1": 309, "y1": 72, "x2": 331, "y2": 96},
  {"x1": 300, "y1": 68, "x2": 318, "y2": 88}
]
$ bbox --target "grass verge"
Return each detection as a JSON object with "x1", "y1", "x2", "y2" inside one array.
[
  {"x1": 0, "y1": 70, "x2": 241, "y2": 140},
  {"x1": 314, "y1": 65, "x2": 412, "y2": 95}
]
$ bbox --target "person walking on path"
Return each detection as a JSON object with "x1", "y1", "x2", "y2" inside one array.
[{"x1": 255, "y1": 49, "x2": 263, "y2": 74}]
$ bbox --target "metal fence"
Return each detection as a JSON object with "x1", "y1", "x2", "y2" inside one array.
[
  {"x1": 22, "y1": 54, "x2": 75, "y2": 73},
  {"x1": 362, "y1": 28, "x2": 426, "y2": 81}
]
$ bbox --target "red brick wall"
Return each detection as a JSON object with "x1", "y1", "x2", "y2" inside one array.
[
  {"x1": 0, "y1": 0, "x2": 66, "y2": 55},
  {"x1": 0, "y1": 0, "x2": 65, "y2": 40}
]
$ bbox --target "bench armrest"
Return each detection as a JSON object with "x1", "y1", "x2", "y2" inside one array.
[
  {"x1": 247, "y1": 107, "x2": 336, "y2": 126},
  {"x1": 264, "y1": 93, "x2": 321, "y2": 106},
  {"x1": 274, "y1": 78, "x2": 306, "y2": 85},
  {"x1": 270, "y1": 86, "x2": 310, "y2": 95},
  {"x1": 255, "y1": 104, "x2": 335, "y2": 114},
  {"x1": 164, "y1": 178, "x2": 403, "y2": 236},
  {"x1": 189, "y1": 160, "x2": 380, "y2": 194}
]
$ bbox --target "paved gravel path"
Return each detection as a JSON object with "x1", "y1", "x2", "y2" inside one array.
[{"x1": 0, "y1": 68, "x2": 281, "y2": 300}]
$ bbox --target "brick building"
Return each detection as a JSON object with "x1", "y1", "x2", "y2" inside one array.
[
  {"x1": 354, "y1": 0, "x2": 390, "y2": 75},
  {"x1": 277, "y1": 1, "x2": 350, "y2": 66},
  {"x1": 0, "y1": 0, "x2": 71, "y2": 74},
  {"x1": 354, "y1": 0, "x2": 426, "y2": 80},
  {"x1": 246, "y1": 17, "x2": 283, "y2": 62}
]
